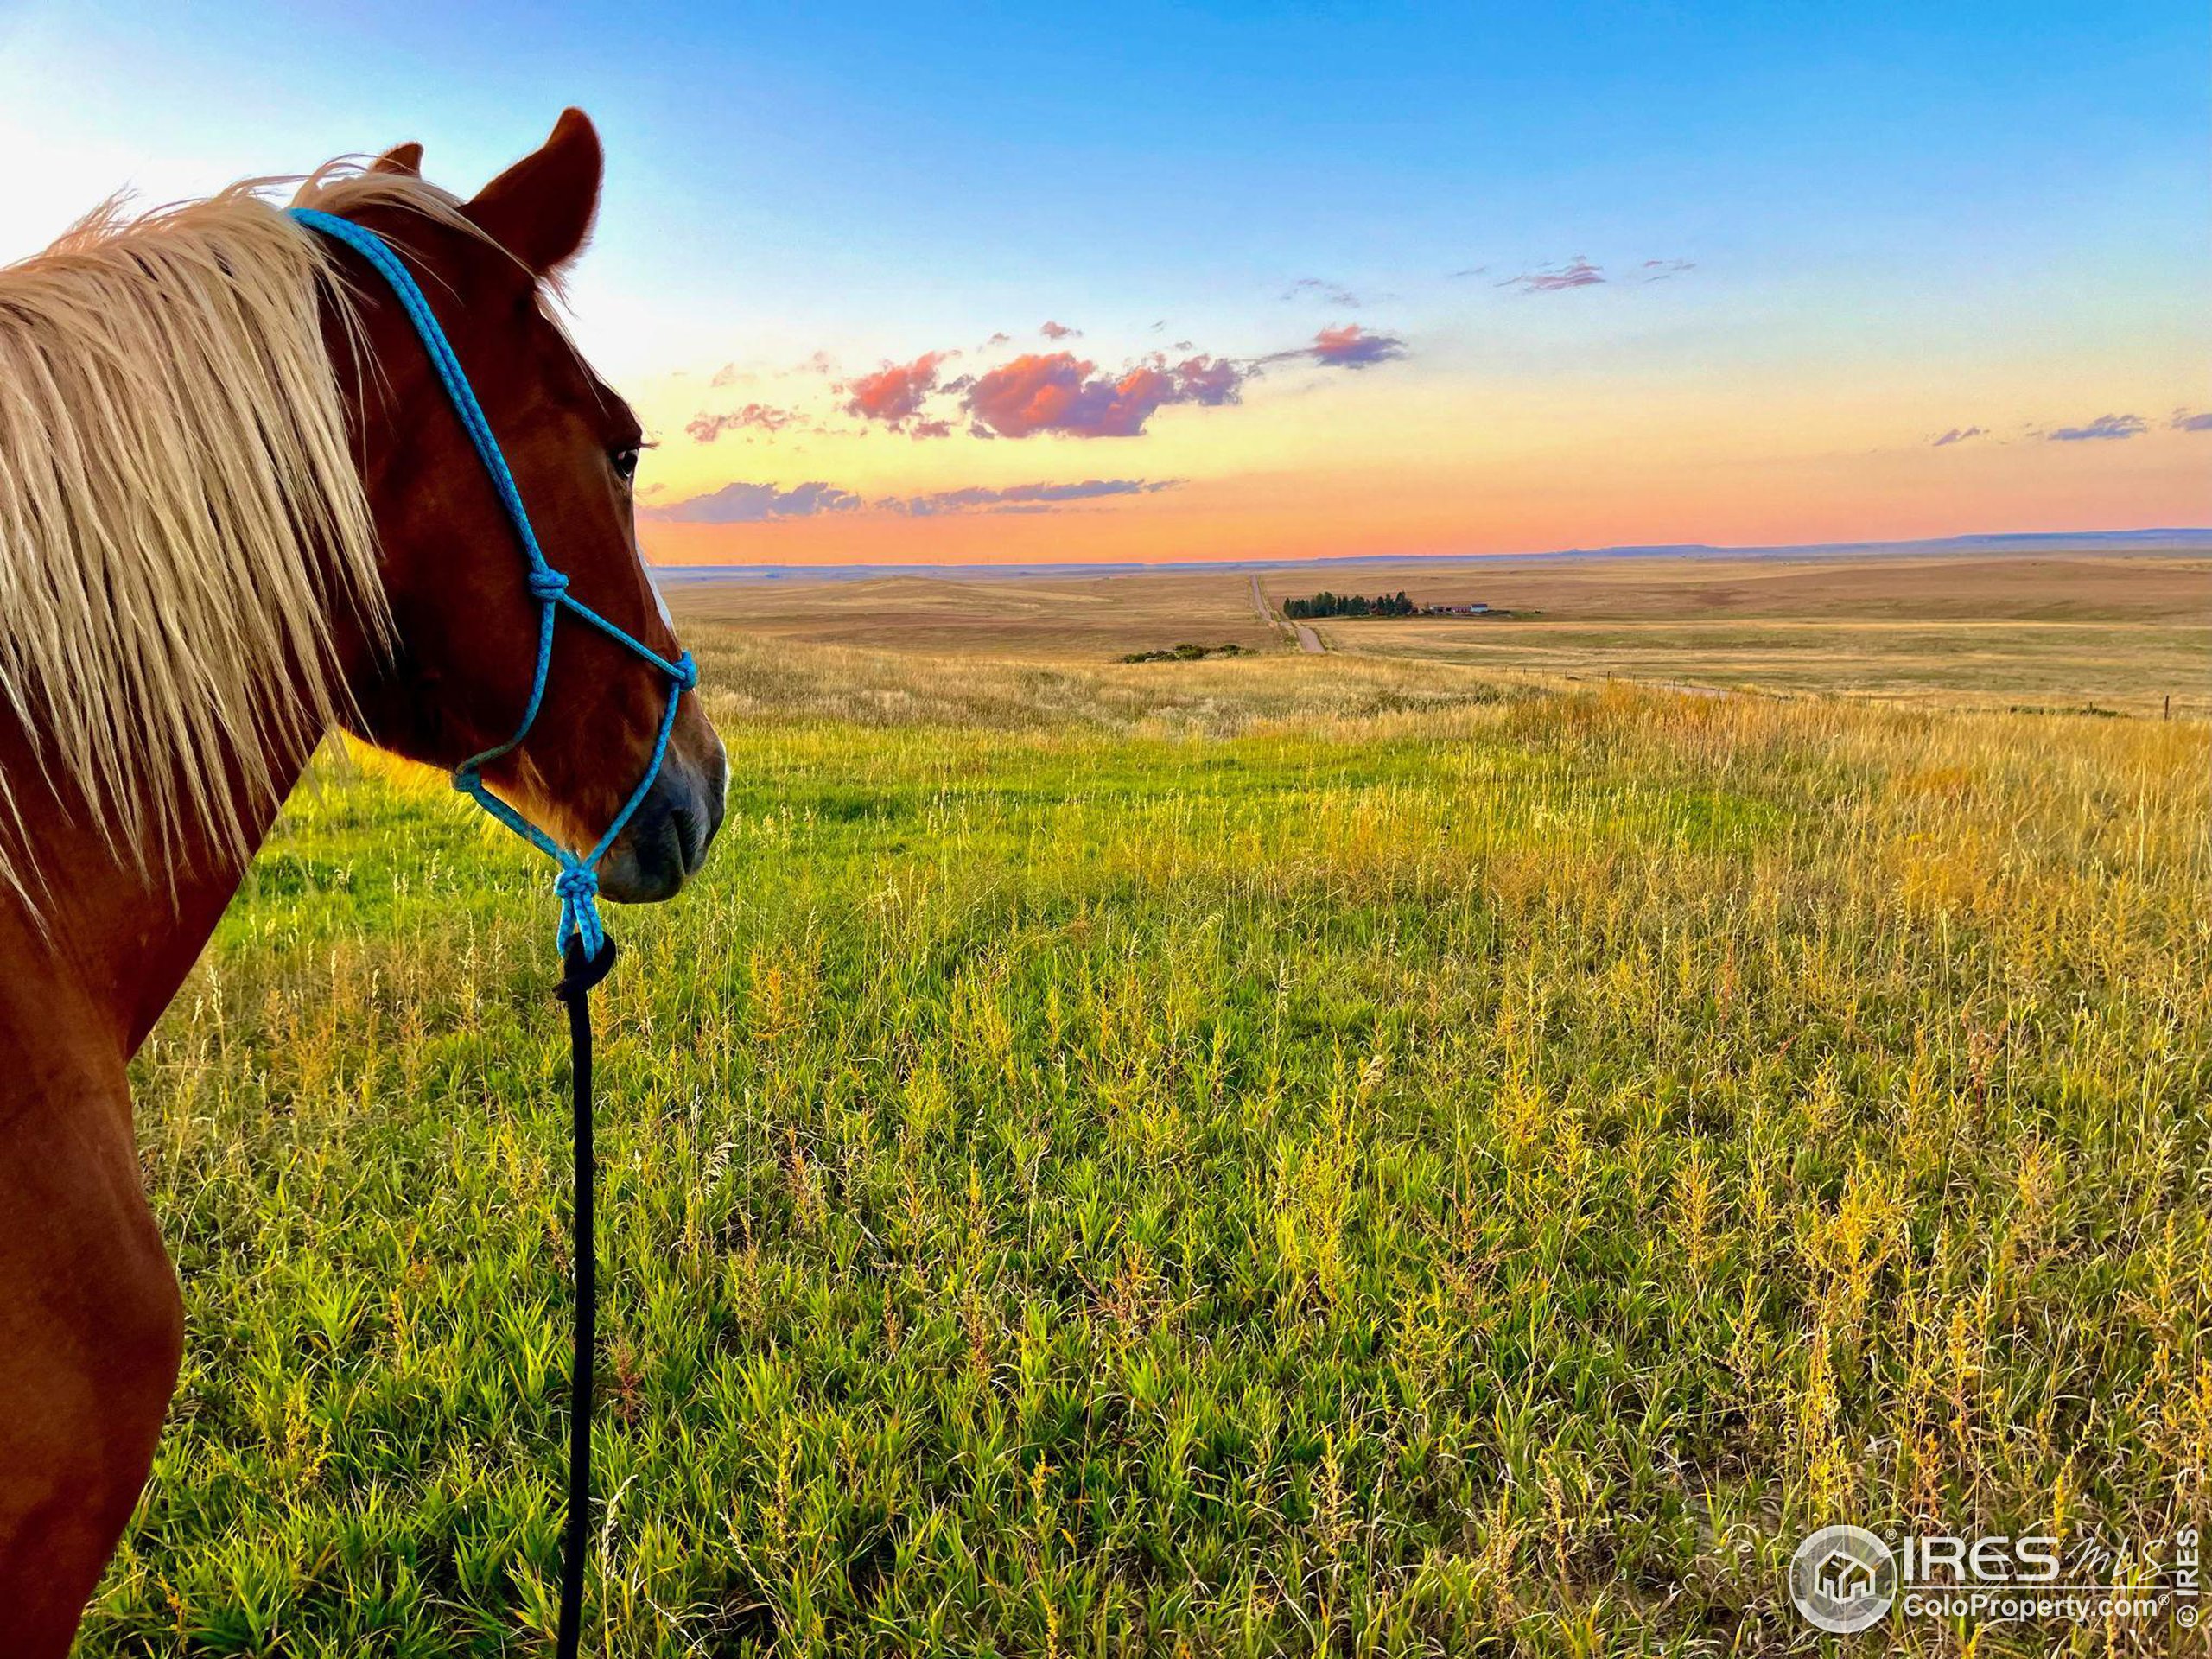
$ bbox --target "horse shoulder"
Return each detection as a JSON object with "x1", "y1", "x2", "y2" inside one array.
[{"x1": 0, "y1": 941, "x2": 181, "y2": 1658}]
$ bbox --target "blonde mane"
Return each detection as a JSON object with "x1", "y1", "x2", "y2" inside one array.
[{"x1": 0, "y1": 165, "x2": 473, "y2": 898}]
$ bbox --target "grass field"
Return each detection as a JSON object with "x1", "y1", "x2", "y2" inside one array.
[
  {"x1": 1313, "y1": 556, "x2": 2212, "y2": 720},
  {"x1": 92, "y1": 615, "x2": 2211, "y2": 1656},
  {"x1": 657, "y1": 551, "x2": 2212, "y2": 719}
]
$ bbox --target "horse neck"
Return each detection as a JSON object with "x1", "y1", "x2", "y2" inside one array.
[{"x1": 0, "y1": 654, "x2": 356, "y2": 1060}]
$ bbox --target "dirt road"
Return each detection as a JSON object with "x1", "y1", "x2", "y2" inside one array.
[{"x1": 1249, "y1": 574, "x2": 1325, "y2": 653}]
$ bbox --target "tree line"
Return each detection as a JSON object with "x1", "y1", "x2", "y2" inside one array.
[{"x1": 1283, "y1": 590, "x2": 1417, "y2": 619}]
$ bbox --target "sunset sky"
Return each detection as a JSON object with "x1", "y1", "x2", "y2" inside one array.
[{"x1": 1, "y1": 1, "x2": 2203, "y2": 565}]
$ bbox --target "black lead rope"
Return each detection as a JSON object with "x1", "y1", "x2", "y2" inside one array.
[{"x1": 551, "y1": 934, "x2": 617, "y2": 1658}]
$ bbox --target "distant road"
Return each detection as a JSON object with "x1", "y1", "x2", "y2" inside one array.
[{"x1": 1249, "y1": 574, "x2": 1325, "y2": 653}]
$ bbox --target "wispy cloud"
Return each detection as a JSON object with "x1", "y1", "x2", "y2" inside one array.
[
  {"x1": 644, "y1": 477, "x2": 1178, "y2": 522},
  {"x1": 1040, "y1": 320, "x2": 1082, "y2": 340},
  {"x1": 1285, "y1": 276, "x2": 1362, "y2": 307},
  {"x1": 643, "y1": 480, "x2": 864, "y2": 523},
  {"x1": 963, "y1": 352, "x2": 1245, "y2": 438},
  {"x1": 1489, "y1": 255, "x2": 1694, "y2": 293},
  {"x1": 2171, "y1": 409, "x2": 2212, "y2": 432},
  {"x1": 687, "y1": 403, "x2": 804, "y2": 442},
  {"x1": 887, "y1": 478, "x2": 1178, "y2": 515},
  {"x1": 2047, "y1": 413, "x2": 2146, "y2": 442},
  {"x1": 842, "y1": 352, "x2": 954, "y2": 433},
  {"x1": 1500, "y1": 257, "x2": 1606, "y2": 293},
  {"x1": 1307, "y1": 322, "x2": 1406, "y2": 370},
  {"x1": 1930, "y1": 425, "x2": 1986, "y2": 448}
]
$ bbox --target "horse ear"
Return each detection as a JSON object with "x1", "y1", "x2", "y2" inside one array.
[
  {"x1": 463, "y1": 108, "x2": 601, "y2": 276},
  {"x1": 370, "y1": 142, "x2": 423, "y2": 176}
]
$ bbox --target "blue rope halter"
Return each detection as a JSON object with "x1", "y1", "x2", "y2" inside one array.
[
  {"x1": 291, "y1": 205, "x2": 696, "y2": 1659},
  {"x1": 289, "y1": 207, "x2": 697, "y2": 958}
]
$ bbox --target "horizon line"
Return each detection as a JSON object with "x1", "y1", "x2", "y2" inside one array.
[{"x1": 645, "y1": 526, "x2": 2212, "y2": 580}]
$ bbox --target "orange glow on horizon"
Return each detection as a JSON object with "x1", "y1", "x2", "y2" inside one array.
[
  {"x1": 630, "y1": 323, "x2": 2212, "y2": 567},
  {"x1": 638, "y1": 435, "x2": 2211, "y2": 567}
]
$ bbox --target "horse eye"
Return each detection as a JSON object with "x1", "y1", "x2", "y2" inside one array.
[{"x1": 609, "y1": 445, "x2": 640, "y2": 484}]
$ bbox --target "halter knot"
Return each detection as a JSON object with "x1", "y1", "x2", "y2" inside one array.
[
  {"x1": 554, "y1": 864, "x2": 600, "y2": 902},
  {"x1": 553, "y1": 862, "x2": 606, "y2": 957},
  {"x1": 671, "y1": 652, "x2": 700, "y2": 692},
  {"x1": 528, "y1": 568, "x2": 571, "y2": 600}
]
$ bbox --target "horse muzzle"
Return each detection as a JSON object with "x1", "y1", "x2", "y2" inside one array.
[{"x1": 595, "y1": 728, "x2": 727, "y2": 904}]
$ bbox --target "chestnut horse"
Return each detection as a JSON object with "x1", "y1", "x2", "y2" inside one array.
[{"x1": 0, "y1": 111, "x2": 726, "y2": 1652}]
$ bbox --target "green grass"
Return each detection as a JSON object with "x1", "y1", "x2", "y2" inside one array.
[{"x1": 91, "y1": 642, "x2": 2212, "y2": 1656}]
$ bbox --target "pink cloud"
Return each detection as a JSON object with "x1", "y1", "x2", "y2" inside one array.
[
  {"x1": 1041, "y1": 320, "x2": 1081, "y2": 340},
  {"x1": 842, "y1": 352, "x2": 950, "y2": 429},
  {"x1": 963, "y1": 351, "x2": 1245, "y2": 438},
  {"x1": 1310, "y1": 323, "x2": 1406, "y2": 369},
  {"x1": 1169, "y1": 353, "x2": 1243, "y2": 404}
]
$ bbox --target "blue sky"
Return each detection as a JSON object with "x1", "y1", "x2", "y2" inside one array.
[{"x1": 2, "y1": 1, "x2": 2202, "y2": 559}]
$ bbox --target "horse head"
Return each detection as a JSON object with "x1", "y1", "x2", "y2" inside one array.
[{"x1": 325, "y1": 111, "x2": 725, "y2": 903}]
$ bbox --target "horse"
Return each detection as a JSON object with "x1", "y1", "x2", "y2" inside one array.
[{"x1": 0, "y1": 110, "x2": 727, "y2": 1653}]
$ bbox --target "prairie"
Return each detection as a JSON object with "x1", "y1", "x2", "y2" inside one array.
[
  {"x1": 661, "y1": 551, "x2": 2212, "y2": 716},
  {"x1": 89, "y1": 581, "x2": 2212, "y2": 1656},
  {"x1": 1281, "y1": 552, "x2": 2212, "y2": 718}
]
